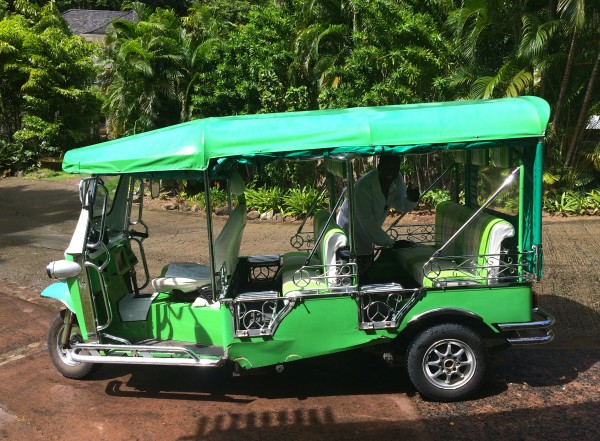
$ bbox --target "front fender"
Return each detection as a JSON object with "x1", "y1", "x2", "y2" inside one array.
[{"x1": 41, "y1": 282, "x2": 74, "y2": 312}]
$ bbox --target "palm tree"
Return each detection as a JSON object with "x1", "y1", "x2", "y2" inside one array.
[
  {"x1": 552, "y1": 0, "x2": 586, "y2": 128},
  {"x1": 446, "y1": 0, "x2": 560, "y2": 99},
  {"x1": 565, "y1": 50, "x2": 600, "y2": 165},
  {"x1": 558, "y1": 0, "x2": 600, "y2": 165},
  {"x1": 291, "y1": 0, "x2": 358, "y2": 108},
  {"x1": 103, "y1": 2, "x2": 186, "y2": 136}
]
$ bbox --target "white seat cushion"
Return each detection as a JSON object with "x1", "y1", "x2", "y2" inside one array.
[{"x1": 151, "y1": 262, "x2": 212, "y2": 292}]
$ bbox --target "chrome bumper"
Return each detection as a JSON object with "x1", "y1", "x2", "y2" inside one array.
[{"x1": 496, "y1": 307, "x2": 555, "y2": 345}]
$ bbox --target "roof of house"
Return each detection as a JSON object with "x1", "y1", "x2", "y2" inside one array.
[{"x1": 61, "y1": 9, "x2": 138, "y2": 36}]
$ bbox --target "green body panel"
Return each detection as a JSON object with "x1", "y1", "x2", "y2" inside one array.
[
  {"x1": 228, "y1": 296, "x2": 374, "y2": 370},
  {"x1": 65, "y1": 277, "x2": 86, "y2": 333},
  {"x1": 62, "y1": 97, "x2": 550, "y2": 175},
  {"x1": 147, "y1": 300, "x2": 230, "y2": 347},
  {"x1": 399, "y1": 285, "x2": 532, "y2": 331},
  {"x1": 227, "y1": 284, "x2": 531, "y2": 369}
]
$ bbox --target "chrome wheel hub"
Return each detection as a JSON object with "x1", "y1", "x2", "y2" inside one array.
[{"x1": 422, "y1": 338, "x2": 476, "y2": 390}]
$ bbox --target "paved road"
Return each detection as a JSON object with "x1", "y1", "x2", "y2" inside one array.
[{"x1": 0, "y1": 177, "x2": 598, "y2": 441}]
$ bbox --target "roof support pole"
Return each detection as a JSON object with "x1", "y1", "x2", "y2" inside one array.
[
  {"x1": 346, "y1": 160, "x2": 356, "y2": 262},
  {"x1": 203, "y1": 170, "x2": 218, "y2": 299}
]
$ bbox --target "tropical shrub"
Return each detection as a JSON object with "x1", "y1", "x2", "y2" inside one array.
[
  {"x1": 245, "y1": 186, "x2": 285, "y2": 213},
  {"x1": 0, "y1": 3, "x2": 101, "y2": 172},
  {"x1": 420, "y1": 188, "x2": 452, "y2": 210},
  {"x1": 184, "y1": 187, "x2": 228, "y2": 211},
  {"x1": 544, "y1": 191, "x2": 590, "y2": 216},
  {"x1": 283, "y1": 186, "x2": 328, "y2": 218}
]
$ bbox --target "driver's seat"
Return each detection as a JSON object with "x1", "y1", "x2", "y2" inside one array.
[{"x1": 151, "y1": 172, "x2": 246, "y2": 294}]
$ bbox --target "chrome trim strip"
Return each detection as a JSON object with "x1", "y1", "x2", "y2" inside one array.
[
  {"x1": 407, "y1": 307, "x2": 483, "y2": 325},
  {"x1": 506, "y1": 333, "x2": 554, "y2": 345}
]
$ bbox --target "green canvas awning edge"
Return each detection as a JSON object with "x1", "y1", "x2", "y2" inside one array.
[{"x1": 62, "y1": 96, "x2": 550, "y2": 175}]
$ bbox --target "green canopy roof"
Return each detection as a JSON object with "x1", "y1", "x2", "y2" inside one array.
[{"x1": 63, "y1": 96, "x2": 550, "y2": 175}]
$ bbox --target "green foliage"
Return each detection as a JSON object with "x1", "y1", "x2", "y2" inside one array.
[
  {"x1": 420, "y1": 188, "x2": 452, "y2": 210},
  {"x1": 282, "y1": 186, "x2": 328, "y2": 218},
  {"x1": 586, "y1": 190, "x2": 600, "y2": 214},
  {"x1": 544, "y1": 191, "x2": 583, "y2": 215},
  {"x1": 1, "y1": 0, "x2": 599, "y2": 193},
  {"x1": 102, "y1": 4, "x2": 187, "y2": 136},
  {"x1": 444, "y1": 0, "x2": 600, "y2": 167},
  {"x1": 0, "y1": 2, "x2": 101, "y2": 172},
  {"x1": 245, "y1": 186, "x2": 285, "y2": 213},
  {"x1": 188, "y1": 1, "x2": 303, "y2": 118},
  {"x1": 543, "y1": 189, "x2": 600, "y2": 216},
  {"x1": 173, "y1": 186, "x2": 229, "y2": 212},
  {"x1": 316, "y1": 1, "x2": 452, "y2": 108},
  {"x1": 261, "y1": 160, "x2": 321, "y2": 189}
]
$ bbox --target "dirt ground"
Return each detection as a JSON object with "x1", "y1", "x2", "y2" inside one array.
[{"x1": 0, "y1": 176, "x2": 599, "y2": 441}]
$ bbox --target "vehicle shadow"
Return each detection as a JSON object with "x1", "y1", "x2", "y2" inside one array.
[
  {"x1": 98, "y1": 294, "x2": 600, "y2": 403},
  {"x1": 102, "y1": 349, "x2": 414, "y2": 402},
  {"x1": 177, "y1": 401, "x2": 599, "y2": 441}
]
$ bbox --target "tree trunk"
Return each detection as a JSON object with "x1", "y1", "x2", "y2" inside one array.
[
  {"x1": 552, "y1": 29, "x2": 578, "y2": 128},
  {"x1": 540, "y1": 0, "x2": 557, "y2": 98},
  {"x1": 565, "y1": 51, "x2": 600, "y2": 166}
]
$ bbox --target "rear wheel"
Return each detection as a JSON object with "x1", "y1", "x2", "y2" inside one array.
[
  {"x1": 406, "y1": 323, "x2": 486, "y2": 402},
  {"x1": 47, "y1": 311, "x2": 100, "y2": 379}
]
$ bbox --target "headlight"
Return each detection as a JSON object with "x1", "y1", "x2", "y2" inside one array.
[{"x1": 46, "y1": 260, "x2": 82, "y2": 279}]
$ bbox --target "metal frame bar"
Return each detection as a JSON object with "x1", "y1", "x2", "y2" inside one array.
[
  {"x1": 305, "y1": 188, "x2": 347, "y2": 265},
  {"x1": 71, "y1": 343, "x2": 225, "y2": 367},
  {"x1": 432, "y1": 166, "x2": 520, "y2": 258},
  {"x1": 422, "y1": 250, "x2": 537, "y2": 287},
  {"x1": 204, "y1": 170, "x2": 218, "y2": 299},
  {"x1": 496, "y1": 307, "x2": 555, "y2": 345},
  {"x1": 387, "y1": 163, "x2": 456, "y2": 233}
]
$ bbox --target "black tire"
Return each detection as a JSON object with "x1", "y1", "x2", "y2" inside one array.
[
  {"x1": 406, "y1": 323, "x2": 486, "y2": 402},
  {"x1": 47, "y1": 311, "x2": 100, "y2": 380}
]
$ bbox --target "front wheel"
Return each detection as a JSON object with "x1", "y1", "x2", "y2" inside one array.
[
  {"x1": 406, "y1": 323, "x2": 486, "y2": 402},
  {"x1": 47, "y1": 311, "x2": 100, "y2": 379}
]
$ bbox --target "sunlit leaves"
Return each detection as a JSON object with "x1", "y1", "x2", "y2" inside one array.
[{"x1": 0, "y1": 3, "x2": 100, "y2": 170}]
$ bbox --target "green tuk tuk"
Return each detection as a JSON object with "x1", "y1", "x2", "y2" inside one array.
[{"x1": 42, "y1": 96, "x2": 554, "y2": 401}]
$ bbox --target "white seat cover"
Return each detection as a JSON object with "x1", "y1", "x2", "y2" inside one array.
[{"x1": 151, "y1": 262, "x2": 212, "y2": 292}]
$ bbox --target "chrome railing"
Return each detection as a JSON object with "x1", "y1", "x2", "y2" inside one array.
[{"x1": 422, "y1": 249, "x2": 538, "y2": 287}]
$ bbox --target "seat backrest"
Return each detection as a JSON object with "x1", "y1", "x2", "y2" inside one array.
[
  {"x1": 213, "y1": 172, "x2": 247, "y2": 279},
  {"x1": 434, "y1": 201, "x2": 514, "y2": 278},
  {"x1": 213, "y1": 203, "x2": 246, "y2": 279},
  {"x1": 313, "y1": 210, "x2": 348, "y2": 286}
]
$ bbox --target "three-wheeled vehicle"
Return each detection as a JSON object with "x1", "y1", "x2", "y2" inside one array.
[{"x1": 42, "y1": 96, "x2": 554, "y2": 401}]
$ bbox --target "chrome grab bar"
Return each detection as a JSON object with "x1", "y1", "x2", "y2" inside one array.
[{"x1": 432, "y1": 166, "x2": 520, "y2": 259}]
